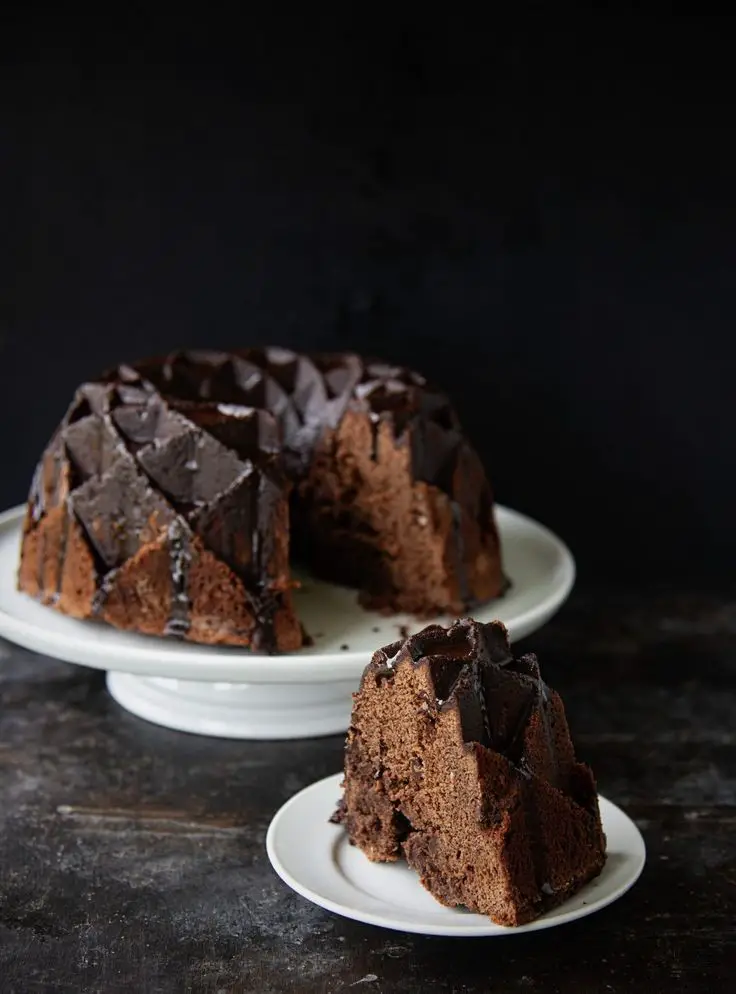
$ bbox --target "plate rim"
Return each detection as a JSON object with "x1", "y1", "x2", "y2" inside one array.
[
  {"x1": 0, "y1": 503, "x2": 575, "y2": 683},
  {"x1": 266, "y1": 772, "x2": 646, "y2": 937}
]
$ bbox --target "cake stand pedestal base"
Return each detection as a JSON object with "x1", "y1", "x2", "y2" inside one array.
[{"x1": 106, "y1": 672, "x2": 355, "y2": 740}]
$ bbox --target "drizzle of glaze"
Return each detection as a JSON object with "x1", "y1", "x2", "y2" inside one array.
[
  {"x1": 451, "y1": 501, "x2": 471, "y2": 608},
  {"x1": 50, "y1": 509, "x2": 71, "y2": 606},
  {"x1": 165, "y1": 521, "x2": 191, "y2": 638}
]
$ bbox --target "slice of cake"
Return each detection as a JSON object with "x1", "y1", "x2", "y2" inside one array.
[{"x1": 333, "y1": 619, "x2": 606, "y2": 926}]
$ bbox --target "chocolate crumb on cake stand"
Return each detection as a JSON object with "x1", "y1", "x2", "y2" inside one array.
[{"x1": 0, "y1": 504, "x2": 574, "y2": 738}]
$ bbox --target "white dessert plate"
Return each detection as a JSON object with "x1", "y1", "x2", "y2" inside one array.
[
  {"x1": 0, "y1": 503, "x2": 574, "y2": 739},
  {"x1": 267, "y1": 773, "x2": 646, "y2": 937}
]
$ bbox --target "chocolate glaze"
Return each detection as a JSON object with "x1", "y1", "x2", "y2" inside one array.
[
  {"x1": 129, "y1": 349, "x2": 475, "y2": 498},
  {"x1": 61, "y1": 367, "x2": 293, "y2": 643},
  {"x1": 20, "y1": 349, "x2": 503, "y2": 651},
  {"x1": 451, "y1": 501, "x2": 470, "y2": 607},
  {"x1": 165, "y1": 520, "x2": 191, "y2": 638},
  {"x1": 127, "y1": 350, "x2": 499, "y2": 631},
  {"x1": 51, "y1": 509, "x2": 71, "y2": 606},
  {"x1": 364, "y1": 619, "x2": 579, "y2": 799},
  {"x1": 91, "y1": 569, "x2": 115, "y2": 618}
]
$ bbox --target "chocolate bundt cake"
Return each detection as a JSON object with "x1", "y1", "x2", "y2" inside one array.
[
  {"x1": 333, "y1": 619, "x2": 606, "y2": 925},
  {"x1": 17, "y1": 350, "x2": 504, "y2": 652}
]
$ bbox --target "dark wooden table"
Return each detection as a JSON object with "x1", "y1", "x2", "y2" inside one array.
[{"x1": 1, "y1": 588, "x2": 735, "y2": 992}]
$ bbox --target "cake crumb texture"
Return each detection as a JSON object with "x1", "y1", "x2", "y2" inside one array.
[{"x1": 335, "y1": 618, "x2": 606, "y2": 925}]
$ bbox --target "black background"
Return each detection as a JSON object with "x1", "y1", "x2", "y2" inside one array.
[{"x1": 2, "y1": 13, "x2": 735, "y2": 581}]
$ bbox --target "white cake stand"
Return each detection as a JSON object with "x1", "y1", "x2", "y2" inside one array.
[{"x1": 0, "y1": 504, "x2": 574, "y2": 740}]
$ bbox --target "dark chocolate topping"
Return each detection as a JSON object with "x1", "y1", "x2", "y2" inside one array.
[
  {"x1": 69, "y1": 455, "x2": 175, "y2": 570},
  {"x1": 367, "y1": 619, "x2": 563, "y2": 786},
  {"x1": 136, "y1": 429, "x2": 246, "y2": 508},
  {"x1": 64, "y1": 415, "x2": 127, "y2": 482},
  {"x1": 25, "y1": 348, "x2": 500, "y2": 650},
  {"x1": 41, "y1": 360, "x2": 298, "y2": 644},
  {"x1": 165, "y1": 519, "x2": 192, "y2": 638},
  {"x1": 121, "y1": 348, "x2": 473, "y2": 498}
]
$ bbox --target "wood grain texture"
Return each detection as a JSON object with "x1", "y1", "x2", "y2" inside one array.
[{"x1": 1, "y1": 588, "x2": 735, "y2": 992}]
